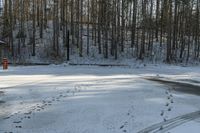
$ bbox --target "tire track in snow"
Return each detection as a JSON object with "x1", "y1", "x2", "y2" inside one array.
[{"x1": 137, "y1": 110, "x2": 200, "y2": 133}]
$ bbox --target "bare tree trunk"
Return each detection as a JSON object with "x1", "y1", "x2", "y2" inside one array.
[
  {"x1": 9, "y1": 0, "x2": 14, "y2": 57},
  {"x1": 98, "y1": 0, "x2": 102, "y2": 54},
  {"x1": 71, "y1": 0, "x2": 75, "y2": 46},
  {"x1": 79, "y1": 0, "x2": 83, "y2": 57},
  {"x1": 172, "y1": 0, "x2": 178, "y2": 60},
  {"x1": 166, "y1": 0, "x2": 172, "y2": 63},
  {"x1": 131, "y1": 0, "x2": 137, "y2": 48},
  {"x1": 87, "y1": 0, "x2": 90, "y2": 55},
  {"x1": 121, "y1": 0, "x2": 125, "y2": 52},
  {"x1": 53, "y1": 0, "x2": 59, "y2": 57},
  {"x1": 32, "y1": 0, "x2": 36, "y2": 56},
  {"x1": 139, "y1": 0, "x2": 147, "y2": 60},
  {"x1": 44, "y1": 0, "x2": 47, "y2": 29},
  {"x1": 155, "y1": 0, "x2": 160, "y2": 41},
  {"x1": 40, "y1": 0, "x2": 43, "y2": 38}
]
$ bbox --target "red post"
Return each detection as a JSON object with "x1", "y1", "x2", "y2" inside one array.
[{"x1": 2, "y1": 58, "x2": 8, "y2": 70}]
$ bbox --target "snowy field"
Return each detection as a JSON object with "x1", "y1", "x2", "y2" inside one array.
[{"x1": 0, "y1": 64, "x2": 200, "y2": 133}]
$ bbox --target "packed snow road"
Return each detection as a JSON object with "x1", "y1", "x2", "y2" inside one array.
[{"x1": 0, "y1": 65, "x2": 200, "y2": 133}]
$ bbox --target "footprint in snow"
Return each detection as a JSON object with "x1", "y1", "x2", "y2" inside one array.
[
  {"x1": 160, "y1": 110, "x2": 164, "y2": 116},
  {"x1": 168, "y1": 107, "x2": 172, "y2": 112},
  {"x1": 48, "y1": 101, "x2": 52, "y2": 103},
  {"x1": 171, "y1": 99, "x2": 174, "y2": 103},
  {"x1": 15, "y1": 125, "x2": 22, "y2": 128},
  {"x1": 24, "y1": 115, "x2": 31, "y2": 119},
  {"x1": 13, "y1": 121, "x2": 22, "y2": 124},
  {"x1": 24, "y1": 111, "x2": 32, "y2": 115},
  {"x1": 163, "y1": 116, "x2": 168, "y2": 122},
  {"x1": 160, "y1": 125, "x2": 163, "y2": 130},
  {"x1": 120, "y1": 125, "x2": 124, "y2": 129},
  {"x1": 120, "y1": 121, "x2": 128, "y2": 129},
  {"x1": 3, "y1": 116, "x2": 10, "y2": 120}
]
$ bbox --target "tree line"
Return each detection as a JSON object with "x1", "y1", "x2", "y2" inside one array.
[{"x1": 1, "y1": 0, "x2": 200, "y2": 63}]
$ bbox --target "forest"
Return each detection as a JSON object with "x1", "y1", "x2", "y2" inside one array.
[{"x1": 0, "y1": 0, "x2": 200, "y2": 64}]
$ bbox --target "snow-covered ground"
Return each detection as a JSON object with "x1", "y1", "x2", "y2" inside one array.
[{"x1": 0, "y1": 64, "x2": 200, "y2": 133}]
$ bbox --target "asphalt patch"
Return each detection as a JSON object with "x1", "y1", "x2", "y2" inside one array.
[
  {"x1": 145, "y1": 77, "x2": 200, "y2": 96},
  {"x1": 0, "y1": 100, "x2": 5, "y2": 104}
]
